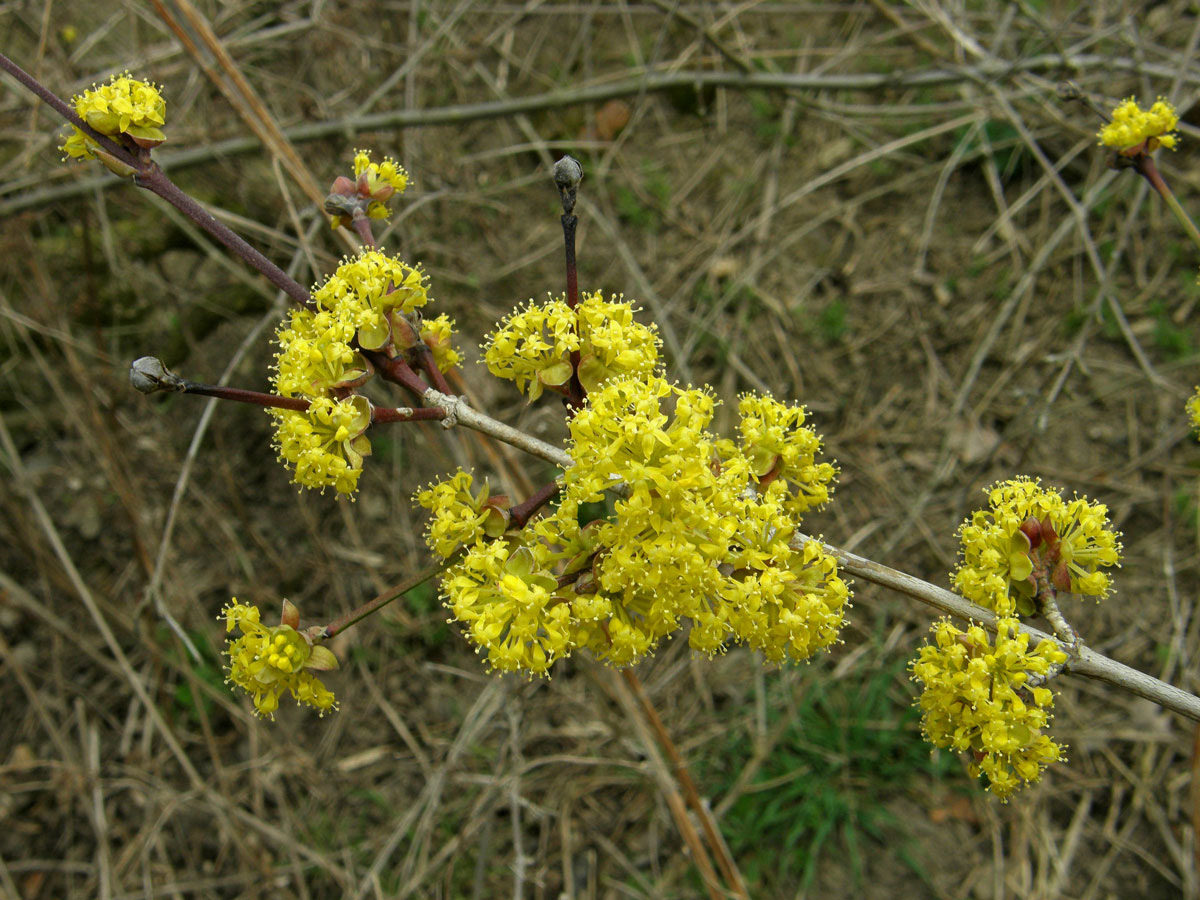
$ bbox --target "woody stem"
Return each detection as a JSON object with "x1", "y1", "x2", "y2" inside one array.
[
  {"x1": 1135, "y1": 155, "x2": 1200, "y2": 254},
  {"x1": 322, "y1": 557, "x2": 456, "y2": 638},
  {"x1": 510, "y1": 481, "x2": 562, "y2": 529}
]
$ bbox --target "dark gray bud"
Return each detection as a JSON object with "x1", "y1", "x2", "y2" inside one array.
[
  {"x1": 130, "y1": 356, "x2": 185, "y2": 394},
  {"x1": 553, "y1": 155, "x2": 583, "y2": 213},
  {"x1": 1057, "y1": 81, "x2": 1083, "y2": 102}
]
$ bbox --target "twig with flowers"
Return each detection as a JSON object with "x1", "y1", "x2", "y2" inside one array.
[{"x1": 9, "y1": 50, "x2": 1200, "y2": 843}]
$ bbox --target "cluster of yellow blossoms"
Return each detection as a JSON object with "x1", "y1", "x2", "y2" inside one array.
[
  {"x1": 912, "y1": 619, "x2": 1066, "y2": 801},
  {"x1": 419, "y1": 304, "x2": 847, "y2": 676},
  {"x1": 952, "y1": 478, "x2": 1121, "y2": 617},
  {"x1": 270, "y1": 248, "x2": 456, "y2": 495},
  {"x1": 484, "y1": 292, "x2": 661, "y2": 399},
  {"x1": 912, "y1": 479, "x2": 1121, "y2": 798},
  {"x1": 1098, "y1": 97, "x2": 1179, "y2": 152},
  {"x1": 61, "y1": 73, "x2": 166, "y2": 171},
  {"x1": 325, "y1": 149, "x2": 411, "y2": 233},
  {"x1": 418, "y1": 470, "x2": 511, "y2": 558},
  {"x1": 1188, "y1": 389, "x2": 1200, "y2": 436},
  {"x1": 222, "y1": 600, "x2": 338, "y2": 718}
]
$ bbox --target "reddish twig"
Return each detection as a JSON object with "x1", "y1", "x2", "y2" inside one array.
[
  {"x1": 135, "y1": 164, "x2": 314, "y2": 308},
  {"x1": 365, "y1": 350, "x2": 433, "y2": 398},
  {"x1": 181, "y1": 382, "x2": 309, "y2": 412},
  {"x1": 509, "y1": 481, "x2": 561, "y2": 529},
  {"x1": 413, "y1": 344, "x2": 454, "y2": 396},
  {"x1": 322, "y1": 557, "x2": 454, "y2": 639},
  {"x1": 372, "y1": 406, "x2": 446, "y2": 424},
  {"x1": 352, "y1": 212, "x2": 376, "y2": 248},
  {"x1": 1133, "y1": 154, "x2": 1200, "y2": 252},
  {"x1": 130, "y1": 359, "x2": 445, "y2": 424}
]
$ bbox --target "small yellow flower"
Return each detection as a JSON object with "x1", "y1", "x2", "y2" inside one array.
[
  {"x1": 419, "y1": 314, "x2": 462, "y2": 372},
  {"x1": 61, "y1": 73, "x2": 166, "y2": 165},
  {"x1": 327, "y1": 150, "x2": 410, "y2": 229},
  {"x1": 1098, "y1": 97, "x2": 1179, "y2": 153},
  {"x1": 222, "y1": 599, "x2": 339, "y2": 718},
  {"x1": 1188, "y1": 388, "x2": 1200, "y2": 437}
]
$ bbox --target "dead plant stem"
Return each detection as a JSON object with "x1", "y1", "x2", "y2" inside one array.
[{"x1": 620, "y1": 669, "x2": 751, "y2": 899}]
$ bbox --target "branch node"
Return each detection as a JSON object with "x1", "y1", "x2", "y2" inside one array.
[{"x1": 425, "y1": 389, "x2": 467, "y2": 428}]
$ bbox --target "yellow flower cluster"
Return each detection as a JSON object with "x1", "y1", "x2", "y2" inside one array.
[
  {"x1": 272, "y1": 308, "x2": 369, "y2": 398},
  {"x1": 483, "y1": 292, "x2": 660, "y2": 400},
  {"x1": 313, "y1": 250, "x2": 430, "y2": 351},
  {"x1": 328, "y1": 150, "x2": 411, "y2": 229},
  {"x1": 1188, "y1": 388, "x2": 1200, "y2": 437},
  {"x1": 1098, "y1": 97, "x2": 1179, "y2": 152},
  {"x1": 953, "y1": 478, "x2": 1121, "y2": 617},
  {"x1": 222, "y1": 599, "x2": 338, "y2": 718},
  {"x1": 352, "y1": 149, "x2": 408, "y2": 219},
  {"x1": 271, "y1": 395, "x2": 372, "y2": 496},
  {"x1": 415, "y1": 469, "x2": 508, "y2": 558},
  {"x1": 269, "y1": 250, "x2": 452, "y2": 496},
  {"x1": 574, "y1": 293, "x2": 663, "y2": 392},
  {"x1": 912, "y1": 618, "x2": 1067, "y2": 800},
  {"x1": 61, "y1": 73, "x2": 166, "y2": 166},
  {"x1": 422, "y1": 372, "x2": 847, "y2": 676},
  {"x1": 722, "y1": 393, "x2": 838, "y2": 517},
  {"x1": 420, "y1": 313, "x2": 462, "y2": 372}
]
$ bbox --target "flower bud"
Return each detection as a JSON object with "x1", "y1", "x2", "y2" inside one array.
[
  {"x1": 553, "y1": 155, "x2": 583, "y2": 191},
  {"x1": 129, "y1": 356, "x2": 185, "y2": 394},
  {"x1": 553, "y1": 155, "x2": 582, "y2": 213}
]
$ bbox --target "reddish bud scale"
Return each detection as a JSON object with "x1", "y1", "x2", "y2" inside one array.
[
  {"x1": 1039, "y1": 516, "x2": 1059, "y2": 548},
  {"x1": 1050, "y1": 560, "x2": 1072, "y2": 593},
  {"x1": 389, "y1": 311, "x2": 422, "y2": 351},
  {"x1": 1019, "y1": 517, "x2": 1042, "y2": 548}
]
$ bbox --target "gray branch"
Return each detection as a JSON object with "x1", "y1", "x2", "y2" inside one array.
[
  {"x1": 424, "y1": 392, "x2": 1200, "y2": 722},
  {"x1": 816, "y1": 537, "x2": 1200, "y2": 722}
]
